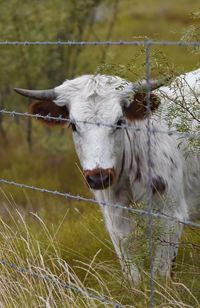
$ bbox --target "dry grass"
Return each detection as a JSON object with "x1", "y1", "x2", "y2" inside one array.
[
  {"x1": 0, "y1": 197, "x2": 199, "y2": 308},
  {"x1": 0, "y1": 198, "x2": 120, "y2": 307},
  {"x1": 0, "y1": 0, "x2": 200, "y2": 306}
]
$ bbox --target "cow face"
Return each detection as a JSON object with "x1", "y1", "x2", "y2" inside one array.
[
  {"x1": 15, "y1": 75, "x2": 161, "y2": 190},
  {"x1": 68, "y1": 94, "x2": 124, "y2": 189}
]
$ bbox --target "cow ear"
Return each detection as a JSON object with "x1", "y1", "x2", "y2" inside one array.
[
  {"x1": 123, "y1": 93, "x2": 160, "y2": 121},
  {"x1": 29, "y1": 101, "x2": 69, "y2": 126}
]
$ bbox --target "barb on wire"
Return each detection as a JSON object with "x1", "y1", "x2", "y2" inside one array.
[
  {"x1": 0, "y1": 40, "x2": 199, "y2": 46},
  {"x1": 0, "y1": 259, "x2": 124, "y2": 308},
  {"x1": 0, "y1": 109, "x2": 200, "y2": 140},
  {"x1": 0, "y1": 178, "x2": 200, "y2": 229}
]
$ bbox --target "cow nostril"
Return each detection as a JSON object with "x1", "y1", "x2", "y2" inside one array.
[
  {"x1": 91, "y1": 174, "x2": 108, "y2": 183},
  {"x1": 86, "y1": 173, "x2": 113, "y2": 189}
]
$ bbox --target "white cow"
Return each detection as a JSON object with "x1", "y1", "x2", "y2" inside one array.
[{"x1": 15, "y1": 69, "x2": 200, "y2": 284}]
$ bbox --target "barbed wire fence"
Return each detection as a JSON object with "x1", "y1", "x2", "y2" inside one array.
[{"x1": 0, "y1": 39, "x2": 200, "y2": 307}]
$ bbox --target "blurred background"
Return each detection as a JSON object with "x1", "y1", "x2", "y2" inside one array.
[{"x1": 0, "y1": 0, "x2": 200, "y2": 306}]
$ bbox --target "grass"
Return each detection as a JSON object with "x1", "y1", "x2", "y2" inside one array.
[
  {"x1": 0, "y1": 195, "x2": 200, "y2": 307},
  {"x1": 0, "y1": 122, "x2": 200, "y2": 307},
  {"x1": 0, "y1": 1, "x2": 200, "y2": 306}
]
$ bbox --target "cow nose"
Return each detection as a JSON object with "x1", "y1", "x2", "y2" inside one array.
[
  {"x1": 85, "y1": 169, "x2": 115, "y2": 190},
  {"x1": 87, "y1": 174, "x2": 110, "y2": 188}
]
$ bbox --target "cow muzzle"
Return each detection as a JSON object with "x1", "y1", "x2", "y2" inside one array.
[{"x1": 84, "y1": 168, "x2": 116, "y2": 190}]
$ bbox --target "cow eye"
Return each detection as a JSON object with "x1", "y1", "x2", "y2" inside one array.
[
  {"x1": 116, "y1": 119, "x2": 124, "y2": 129},
  {"x1": 70, "y1": 121, "x2": 77, "y2": 132}
]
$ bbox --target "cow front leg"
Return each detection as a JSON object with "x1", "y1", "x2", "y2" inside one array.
[
  {"x1": 153, "y1": 219, "x2": 183, "y2": 278},
  {"x1": 101, "y1": 206, "x2": 141, "y2": 285}
]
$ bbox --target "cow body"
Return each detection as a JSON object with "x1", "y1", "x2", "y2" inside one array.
[
  {"x1": 94, "y1": 115, "x2": 200, "y2": 283},
  {"x1": 15, "y1": 69, "x2": 200, "y2": 284}
]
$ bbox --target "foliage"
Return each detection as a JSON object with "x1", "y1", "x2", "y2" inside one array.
[
  {"x1": 181, "y1": 11, "x2": 200, "y2": 55},
  {"x1": 0, "y1": 1, "x2": 200, "y2": 306}
]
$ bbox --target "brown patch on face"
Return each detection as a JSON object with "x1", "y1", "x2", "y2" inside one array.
[
  {"x1": 124, "y1": 93, "x2": 160, "y2": 121},
  {"x1": 30, "y1": 100, "x2": 69, "y2": 126},
  {"x1": 152, "y1": 176, "x2": 166, "y2": 195}
]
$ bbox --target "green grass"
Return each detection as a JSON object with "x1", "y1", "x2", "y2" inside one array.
[
  {"x1": 0, "y1": 1, "x2": 200, "y2": 306},
  {"x1": 0, "y1": 122, "x2": 200, "y2": 307}
]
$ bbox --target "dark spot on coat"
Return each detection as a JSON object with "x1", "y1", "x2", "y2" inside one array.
[
  {"x1": 163, "y1": 152, "x2": 168, "y2": 158},
  {"x1": 125, "y1": 129, "x2": 133, "y2": 171},
  {"x1": 170, "y1": 157, "x2": 177, "y2": 168},
  {"x1": 134, "y1": 155, "x2": 141, "y2": 182},
  {"x1": 152, "y1": 176, "x2": 166, "y2": 194}
]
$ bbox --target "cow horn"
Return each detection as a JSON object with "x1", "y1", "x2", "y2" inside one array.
[
  {"x1": 14, "y1": 88, "x2": 57, "y2": 101},
  {"x1": 133, "y1": 76, "x2": 171, "y2": 92}
]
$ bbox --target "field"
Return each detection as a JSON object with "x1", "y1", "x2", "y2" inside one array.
[{"x1": 0, "y1": 1, "x2": 200, "y2": 307}]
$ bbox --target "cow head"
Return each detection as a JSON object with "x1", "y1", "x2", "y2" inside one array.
[{"x1": 15, "y1": 75, "x2": 164, "y2": 190}]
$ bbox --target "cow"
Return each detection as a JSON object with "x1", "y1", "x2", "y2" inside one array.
[{"x1": 14, "y1": 69, "x2": 200, "y2": 284}]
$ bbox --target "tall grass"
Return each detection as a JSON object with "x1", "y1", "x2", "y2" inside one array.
[
  {"x1": 0, "y1": 193, "x2": 199, "y2": 307},
  {"x1": 0, "y1": 122, "x2": 200, "y2": 307}
]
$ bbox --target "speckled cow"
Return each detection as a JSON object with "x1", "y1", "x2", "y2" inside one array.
[{"x1": 15, "y1": 69, "x2": 200, "y2": 284}]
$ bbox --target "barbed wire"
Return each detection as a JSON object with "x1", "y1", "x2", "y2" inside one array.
[
  {"x1": 1, "y1": 109, "x2": 200, "y2": 140},
  {"x1": 0, "y1": 40, "x2": 199, "y2": 46},
  {"x1": 0, "y1": 259, "x2": 124, "y2": 308},
  {"x1": 1, "y1": 38, "x2": 200, "y2": 307},
  {"x1": 0, "y1": 178, "x2": 200, "y2": 229}
]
